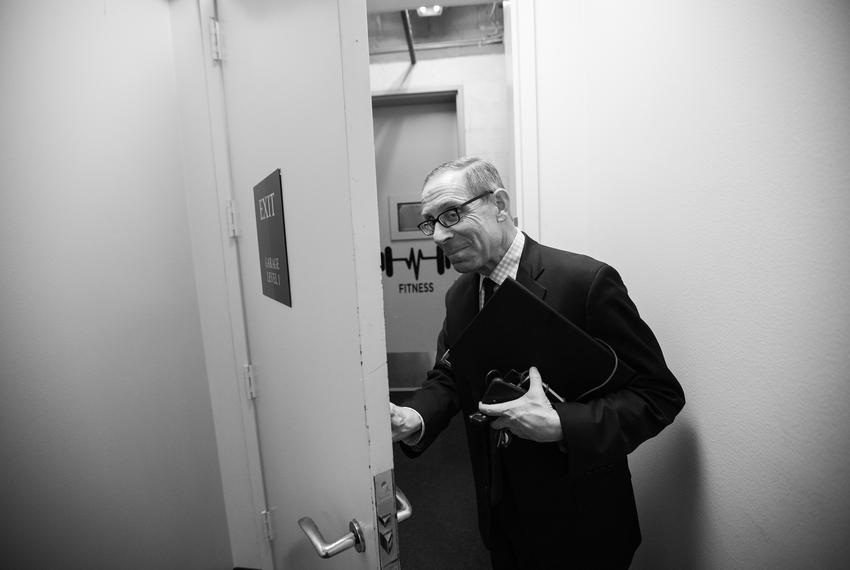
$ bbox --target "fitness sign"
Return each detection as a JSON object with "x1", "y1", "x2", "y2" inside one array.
[
  {"x1": 253, "y1": 169, "x2": 292, "y2": 307},
  {"x1": 378, "y1": 196, "x2": 459, "y2": 355},
  {"x1": 379, "y1": 246, "x2": 452, "y2": 294}
]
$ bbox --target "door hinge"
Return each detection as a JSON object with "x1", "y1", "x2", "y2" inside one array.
[
  {"x1": 261, "y1": 509, "x2": 274, "y2": 542},
  {"x1": 243, "y1": 363, "x2": 257, "y2": 400},
  {"x1": 225, "y1": 199, "x2": 239, "y2": 238},
  {"x1": 209, "y1": 17, "x2": 222, "y2": 63}
]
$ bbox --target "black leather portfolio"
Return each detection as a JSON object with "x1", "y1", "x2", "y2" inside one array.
[{"x1": 446, "y1": 277, "x2": 635, "y2": 404}]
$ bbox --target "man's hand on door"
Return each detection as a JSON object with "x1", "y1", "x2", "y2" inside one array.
[{"x1": 389, "y1": 403, "x2": 423, "y2": 444}]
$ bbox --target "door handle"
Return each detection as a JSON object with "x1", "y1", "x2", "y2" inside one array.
[
  {"x1": 297, "y1": 516, "x2": 366, "y2": 558},
  {"x1": 395, "y1": 488, "x2": 412, "y2": 523},
  {"x1": 298, "y1": 489, "x2": 412, "y2": 558}
]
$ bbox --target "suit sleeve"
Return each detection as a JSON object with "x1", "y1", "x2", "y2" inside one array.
[
  {"x1": 554, "y1": 264, "x2": 685, "y2": 469},
  {"x1": 397, "y1": 318, "x2": 462, "y2": 457}
]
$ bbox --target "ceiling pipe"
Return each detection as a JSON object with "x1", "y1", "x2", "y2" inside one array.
[
  {"x1": 400, "y1": 10, "x2": 417, "y2": 65},
  {"x1": 370, "y1": 36, "x2": 503, "y2": 56}
]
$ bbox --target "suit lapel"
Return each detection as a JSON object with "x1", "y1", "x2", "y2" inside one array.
[
  {"x1": 516, "y1": 233, "x2": 547, "y2": 301},
  {"x1": 445, "y1": 272, "x2": 479, "y2": 345}
]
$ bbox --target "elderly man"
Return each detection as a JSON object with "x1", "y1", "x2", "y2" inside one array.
[{"x1": 390, "y1": 157, "x2": 685, "y2": 569}]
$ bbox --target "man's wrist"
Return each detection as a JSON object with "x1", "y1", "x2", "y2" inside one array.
[
  {"x1": 401, "y1": 407, "x2": 425, "y2": 446},
  {"x1": 549, "y1": 408, "x2": 564, "y2": 440}
]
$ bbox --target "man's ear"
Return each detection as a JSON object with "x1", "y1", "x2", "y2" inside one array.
[{"x1": 492, "y1": 188, "x2": 512, "y2": 221}]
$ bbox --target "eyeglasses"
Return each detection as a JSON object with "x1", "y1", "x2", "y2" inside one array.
[{"x1": 417, "y1": 191, "x2": 493, "y2": 236}]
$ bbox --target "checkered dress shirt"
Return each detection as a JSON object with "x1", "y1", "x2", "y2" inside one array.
[{"x1": 479, "y1": 231, "x2": 525, "y2": 309}]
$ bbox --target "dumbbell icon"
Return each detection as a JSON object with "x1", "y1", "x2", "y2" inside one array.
[{"x1": 380, "y1": 246, "x2": 452, "y2": 280}]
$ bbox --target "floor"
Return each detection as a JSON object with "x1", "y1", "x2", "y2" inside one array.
[{"x1": 390, "y1": 392, "x2": 491, "y2": 569}]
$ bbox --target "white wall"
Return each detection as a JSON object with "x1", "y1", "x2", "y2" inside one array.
[
  {"x1": 0, "y1": 2, "x2": 232, "y2": 568},
  {"x1": 530, "y1": 1, "x2": 850, "y2": 568},
  {"x1": 370, "y1": 54, "x2": 515, "y2": 194}
]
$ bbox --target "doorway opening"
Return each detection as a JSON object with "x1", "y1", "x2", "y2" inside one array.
[
  {"x1": 373, "y1": 90, "x2": 463, "y2": 391},
  {"x1": 372, "y1": 88, "x2": 492, "y2": 569},
  {"x1": 368, "y1": 5, "x2": 515, "y2": 566}
]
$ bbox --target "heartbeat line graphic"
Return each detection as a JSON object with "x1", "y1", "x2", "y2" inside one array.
[{"x1": 380, "y1": 246, "x2": 451, "y2": 280}]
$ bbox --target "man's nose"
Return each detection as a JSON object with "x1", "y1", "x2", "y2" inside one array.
[{"x1": 432, "y1": 223, "x2": 452, "y2": 245}]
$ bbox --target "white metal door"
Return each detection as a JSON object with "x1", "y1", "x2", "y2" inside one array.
[{"x1": 200, "y1": 0, "x2": 393, "y2": 568}]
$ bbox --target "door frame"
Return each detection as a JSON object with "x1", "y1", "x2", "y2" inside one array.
[
  {"x1": 170, "y1": 0, "x2": 272, "y2": 568},
  {"x1": 505, "y1": 0, "x2": 541, "y2": 240},
  {"x1": 372, "y1": 88, "x2": 467, "y2": 163}
]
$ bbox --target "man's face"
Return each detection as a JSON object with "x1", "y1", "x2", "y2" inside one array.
[{"x1": 420, "y1": 169, "x2": 502, "y2": 274}]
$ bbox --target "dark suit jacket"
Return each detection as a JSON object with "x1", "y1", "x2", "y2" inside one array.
[{"x1": 402, "y1": 235, "x2": 685, "y2": 568}]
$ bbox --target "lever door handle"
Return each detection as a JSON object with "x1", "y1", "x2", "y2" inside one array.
[
  {"x1": 298, "y1": 489, "x2": 412, "y2": 559},
  {"x1": 297, "y1": 517, "x2": 366, "y2": 559},
  {"x1": 395, "y1": 488, "x2": 412, "y2": 523}
]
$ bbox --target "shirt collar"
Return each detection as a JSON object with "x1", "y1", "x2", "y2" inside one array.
[{"x1": 481, "y1": 230, "x2": 525, "y2": 288}]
